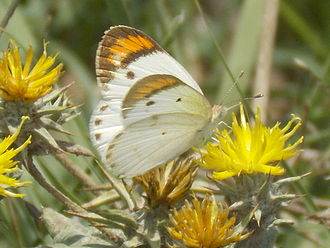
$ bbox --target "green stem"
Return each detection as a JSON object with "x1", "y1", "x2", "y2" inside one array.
[
  {"x1": 24, "y1": 154, "x2": 85, "y2": 213},
  {"x1": 53, "y1": 152, "x2": 99, "y2": 190},
  {"x1": 0, "y1": 0, "x2": 21, "y2": 38},
  {"x1": 194, "y1": 0, "x2": 238, "y2": 88},
  {"x1": 280, "y1": 1, "x2": 328, "y2": 59}
]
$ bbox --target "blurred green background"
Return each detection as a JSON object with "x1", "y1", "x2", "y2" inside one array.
[{"x1": 0, "y1": 0, "x2": 329, "y2": 247}]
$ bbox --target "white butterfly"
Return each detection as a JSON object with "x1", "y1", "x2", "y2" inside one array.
[{"x1": 89, "y1": 25, "x2": 225, "y2": 178}]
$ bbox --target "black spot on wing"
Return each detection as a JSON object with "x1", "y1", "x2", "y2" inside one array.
[
  {"x1": 146, "y1": 100, "x2": 155, "y2": 106},
  {"x1": 94, "y1": 118, "x2": 102, "y2": 126},
  {"x1": 100, "y1": 104, "x2": 109, "y2": 112},
  {"x1": 176, "y1": 98, "x2": 182, "y2": 102},
  {"x1": 126, "y1": 71, "x2": 135, "y2": 79}
]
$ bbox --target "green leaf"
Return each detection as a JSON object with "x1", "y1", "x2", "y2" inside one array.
[{"x1": 42, "y1": 208, "x2": 114, "y2": 247}]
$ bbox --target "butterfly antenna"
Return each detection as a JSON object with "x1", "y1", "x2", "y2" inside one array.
[
  {"x1": 224, "y1": 94, "x2": 264, "y2": 113},
  {"x1": 219, "y1": 70, "x2": 263, "y2": 115},
  {"x1": 220, "y1": 71, "x2": 245, "y2": 105}
]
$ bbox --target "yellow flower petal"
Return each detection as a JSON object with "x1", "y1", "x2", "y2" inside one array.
[
  {"x1": 0, "y1": 116, "x2": 31, "y2": 198},
  {"x1": 167, "y1": 194, "x2": 247, "y2": 248},
  {"x1": 0, "y1": 40, "x2": 63, "y2": 102},
  {"x1": 197, "y1": 104, "x2": 303, "y2": 180},
  {"x1": 134, "y1": 159, "x2": 197, "y2": 207}
]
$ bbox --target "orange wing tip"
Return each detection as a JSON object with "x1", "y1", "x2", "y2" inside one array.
[{"x1": 95, "y1": 26, "x2": 163, "y2": 84}]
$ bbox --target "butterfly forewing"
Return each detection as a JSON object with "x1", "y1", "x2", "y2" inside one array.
[{"x1": 95, "y1": 26, "x2": 201, "y2": 91}]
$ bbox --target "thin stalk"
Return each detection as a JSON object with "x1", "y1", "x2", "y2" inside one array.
[
  {"x1": 95, "y1": 160, "x2": 136, "y2": 211},
  {"x1": 280, "y1": 1, "x2": 328, "y2": 59},
  {"x1": 26, "y1": 154, "x2": 124, "y2": 243},
  {"x1": 253, "y1": 0, "x2": 280, "y2": 121},
  {"x1": 194, "y1": 0, "x2": 238, "y2": 89},
  {"x1": 0, "y1": 0, "x2": 21, "y2": 38},
  {"x1": 24, "y1": 154, "x2": 85, "y2": 213},
  {"x1": 53, "y1": 152, "x2": 99, "y2": 190}
]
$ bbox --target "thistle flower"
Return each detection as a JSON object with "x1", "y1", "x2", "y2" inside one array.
[
  {"x1": 0, "y1": 116, "x2": 31, "y2": 198},
  {"x1": 0, "y1": 40, "x2": 79, "y2": 155},
  {"x1": 197, "y1": 104, "x2": 303, "y2": 180},
  {"x1": 135, "y1": 159, "x2": 197, "y2": 208},
  {"x1": 167, "y1": 194, "x2": 249, "y2": 248},
  {"x1": 0, "y1": 40, "x2": 63, "y2": 102}
]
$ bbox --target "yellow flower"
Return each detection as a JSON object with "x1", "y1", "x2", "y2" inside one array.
[
  {"x1": 0, "y1": 40, "x2": 63, "y2": 102},
  {"x1": 197, "y1": 104, "x2": 303, "y2": 180},
  {"x1": 135, "y1": 159, "x2": 197, "y2": 208},
  {"x1": 167, "y1": 194, "x2": 248, "y2": 248},
  {"x1": 0, "y1": 116, "x2": 31, "y2": 198}
]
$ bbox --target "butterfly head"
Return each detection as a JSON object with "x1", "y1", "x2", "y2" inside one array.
[
  {"x1": 193, "y1": 105, "x2": 227, "y2": 147},
  {"x1": 211, "y1": 104, "x2": 227, "y2": 124}
]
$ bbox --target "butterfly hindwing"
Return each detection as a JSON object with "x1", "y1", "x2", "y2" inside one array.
[
  {"x1": 122, "y1": 74, "x2": 212, "y2": 126},
  {"x1": 104, "y1": 74, "x2": 213, "y2": 177},
  {"x1": 106, "y1": 113, "x2": 209, "y2": 177}
]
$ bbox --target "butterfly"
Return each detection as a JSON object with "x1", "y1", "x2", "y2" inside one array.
[{"x1": 89, "y1": 25, "x2": 225, "y2": 178}]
